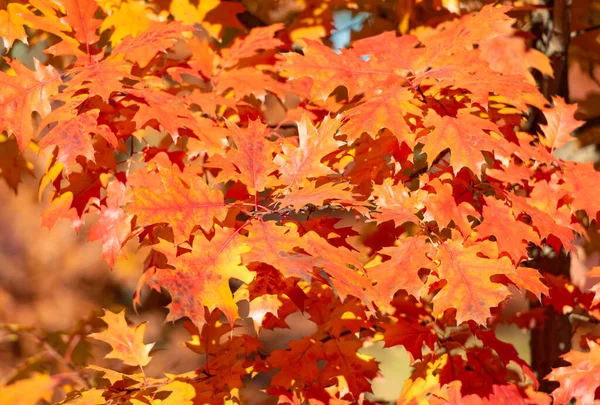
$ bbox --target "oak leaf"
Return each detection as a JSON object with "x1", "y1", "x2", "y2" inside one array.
[
  {"x1": 0, "y1": 373, "x2": 57, "y2": 405},
  {"x1": 539, "y1": 97, "x2": 583, "y2": 152},
  {"x1": 0, "y1": 60, "x2": 60, "y2": 150},
  {"x1": 383, "y1": 317, "x2": 437, "y2": 359},
  {"x1": 219, "y1": 119, "x2": 279, "y2": 193},
  {"x1": 89, "y1": 309, "x2": 154, "y2": 367},
  {"x1": 420, "y1": 109, "x2": 504, "y2": 174},
  {"x1": 152, "y1": 226, "x2": 252, "y2": 326},
  {"x1": 476, "y1": 196, "x2": 540, "y2": 263},
  {"x1": 57, "y1": 0, "x2": 101, "y2": 46},
  {"x1": 39, "y1": 106, "x2": 118, "y2": 171},
  {"x1": 88, "y1": 180, "x2": 131, "y2": 266},
  {"x1": 547, "y1": 340, "x2": 600, "y2": 405},
  {"x1": 369, "y1": 178, "x2": 420, "y2": 225},
  {"x1": 0, "y1": 3, "x2": 34, "y2": 48},
  {"x1": 126, "y1": 165, "x2": 227, "y2": 244},
  {"x1": 367, "y1": 235, "x2": 432, "y2": 303},
  {"x1": 274, "y1": 113, "x2": 343, "y2": 188},
  {"x1": 429, "y1": 240, "x2": 515, "y2": 324},
  {"x1": 424, "y1": 179, "x2": 476, "y2": 236}
]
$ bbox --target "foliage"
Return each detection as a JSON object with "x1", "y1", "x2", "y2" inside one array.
[{"x1": 1, "y1": 0, "x2": 600, "y2": 404}]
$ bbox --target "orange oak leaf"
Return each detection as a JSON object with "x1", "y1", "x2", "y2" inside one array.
[
  {"x1": 89, "y1": 309, "x2": 154, "y2": 367},
  {"x1": 0, "y1": 3, "x2": 34, "y2": 49},
  {"x1": 340, "y1": 87, "x2": 421, "y2": 145},
  {"x1": 127, "y1": 87, "x2": 199, "y2": 140},
  {"x1": 39, "y1": 106, "x2": 117, "y2": 171},
  {"x1": 561, "y1": 161, "x2": 600, "y2": 219},
  {"x1": 319, "y1": 337, "x2": 379, "y2": 396},
  {"x1": 242, "y1": 221, "x2": 316, "y2": 280},
  {"x1": 56, "y1": 0, "x2": 101, "y2": 46},
  {"x1": 367, "y1": 235, "x2": 432, "y2": 303},
  {"x1": 429, "y1": 240, "x2": 515, "y2": 324},
  {"x1": 417, "y1": 5, "x2": 514, "y2": 64},
  {"x1": 219, "y1": 119, "x2": 279, "y2": 193},
  {"x1": 476, "y1": 196, "x2": 541, "y2": 263},
  {"x1": 547, "y1": 340, "x2": 600, "y2": 405},
  {"x1": 420, "y1": 109, "x2": 504, "y2": 174},
  {"x1": 539, "y1": 97, "x2": 583, "y2": 152},
  {"x1": 215, "y1": 67, "x2": 288, "y2": 100},
  {"x1": 511, "y1": 195, "x2": 575, "y2": 251},
  {"x1": 126, "y1": 166, "x2": 227, "y2": 244},
  {"x1": 479, "y1": 34, "x2": 553, "y2": 85},
  {"x1": 88, "y1": 180, "x2": 131, "y2": 267},
  {"x1": 67, "y1": 57, "x2": 132, "y2": 100},
  {"x1": 275, "y1": 181, "x2": 357, "y2": 210},
  {"x1": 369, "y1": 178, "x2": 420, "y2": 225},
  {"x1": 274, "y1": 113, "x2": 343, "y2": 188},
  {"x1": 424, "y1": 179, "x2": 476, "y2": 236},
  {"x1": 113, "y1": 21, "x2": 190, "y2": 67},
  {"x1": 0, "y1": 60, "x2": 61, "y2": 150},
  {"x1": 221, "y1": 23, "x2": 284, "y2": 68},
  {"x1": 282, "y1": 40, "x2": 378, "y2": 102},
  {"x1": 301, "y1": 231, "x2": 375, "y2": 308},
  {"x1": 152, "y1": 226, "x2": 252, "y2": 325},
  {"x1": 243, "y1": 221, "x2": 374, "y2": 306}
]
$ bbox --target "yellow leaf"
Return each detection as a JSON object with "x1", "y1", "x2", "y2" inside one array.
[
  {"x1": 89, "y1": 309, "x2": 154, "y2": 367},
  {"x1": 0, "y1": 373, "x2": 56, "y2": 405}
]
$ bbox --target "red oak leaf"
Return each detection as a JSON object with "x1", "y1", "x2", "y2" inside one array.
[
  {"x1": 126, "y1": 165, "x2": 227, "y2": 244},
  {"x1": 152, "y1": 226, "x2": 252, "y2": 326}
]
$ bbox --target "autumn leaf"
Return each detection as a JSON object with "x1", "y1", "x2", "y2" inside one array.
[
  {"x1": 62, "y1": 389, "x2": 106, "y2": 405},
  {"x1": 0, "y1": 3, "x2": 34, "y2": 49},
  {"x1": 100, "y1": 0, "x2": 156, "y2": 45},
  {"x1": 152, "y1": 226, "x2": 252, "y2": 326},
  {"x1": 367, "y1": 235, "x2": 432, "y2": 303},
  {"x1": 39, "y1": 105, "x2": 118, "y2": 171},
  {"x1": 561, "y1": 161, "x2": 600, "y2": 219},
  {"x1": 274, "y1": 113, "x2": 343, "y2": 188},
  {"x1": 539, "y1": 97, "x2": 583, "y2": 152},
  {"x1": 369, "y1": 178, "x2": 420, "y2": 225},
  {"x1": 429, "y1": 240, "x2": 515, "y2": 324},
  {"x1": 126, "y1": 165, "x2": 227, "y2": 244},
  {"x1": 89, "y1": 309, "x2": 154, "y2": 367},
  {"x1": 383, "y1": 317, "x2": 437, "y2": 359},
  {"x1": 88, "y1": 180, "x2": 131, "y2": 266},
  {"x1": 420, "y1": 109, "x2": 505, "y2": 174},
  {"x1": 424, "y1": 179, "x2": 476, "y2": 236},
  {"x1": 217, "y1": 119, "x2": 279, "y2": 193},
  {"x1": 0, "y1": 60, "x2": 61, "y2": 150},
  {"x1": 155, "y1": 381, "x2": 196, "y2": 405},
  {"x1": 242, "y1": 220, "x2": 316, "y2": 280},
  {"x1": 341, "y1": 88, "x2": 422, "y2": 145},
  {"x1": 113, "y1": 21, "x2": 190, "y2": 67},
  {"x1": 476, "y1": 196, "x2": 540, "y2": 263},
  {"x1": 547, "y1": 340, "x2": 600, "y2": 405},
  {"x1": 0, "y1": 373, "x2": 57, "y2": 405},
  {"x1": 275, "y1": 181, "x2": 357, "y2": 210},
  {"x1": 221, "y1": 23, "x2": 284, "y2": 68}
]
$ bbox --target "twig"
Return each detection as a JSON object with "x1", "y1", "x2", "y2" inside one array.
[{"x1": 570, "y1": 24, "x2": 600, "y2": 38}]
